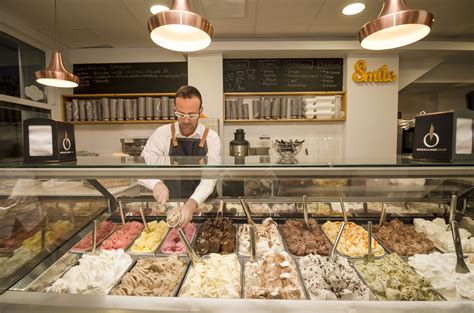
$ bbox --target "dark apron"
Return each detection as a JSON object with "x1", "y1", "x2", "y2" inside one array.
[{"x1": 164, "y1": 123, "x2": 215, "y2": 198}]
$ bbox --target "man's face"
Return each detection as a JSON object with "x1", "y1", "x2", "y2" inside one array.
[{"x1": 175, "y1": 96, "x2": 201, "y2": 134}]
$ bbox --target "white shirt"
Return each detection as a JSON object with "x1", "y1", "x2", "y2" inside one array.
[{"x1": 140, "y1": 122, "x2": 221, "y2": 205}]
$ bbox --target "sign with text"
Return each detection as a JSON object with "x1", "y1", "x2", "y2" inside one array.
[
  {"x1": 223, "y1": 58, "x2": 343, "y2": 92},
  {"x1": 73, "y1": 62, "x2": 188, "y2": 94},
  {"x1": 352, "y1": 60, "x2": 397, "y2": 83}
]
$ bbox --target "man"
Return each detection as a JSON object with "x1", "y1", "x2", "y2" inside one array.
[{"x1": 140, "y1": 85, "x2": 221, "y2": 228}]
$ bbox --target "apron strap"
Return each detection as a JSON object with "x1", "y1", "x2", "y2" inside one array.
[
  {"x1": 170, "y1": 123, "x2": 179, "y2": 147},
  {"x1": 198, "y1": 127, "x2": 210, "y2": 148}
]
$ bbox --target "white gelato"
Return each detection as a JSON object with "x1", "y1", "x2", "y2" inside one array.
[
  {"x1": 414, "y1": 218, "x2": 474, "y2": 253},
  {"x1": 408, "y1": 252, "x2": 474, "y2": 300},
  {"x1": 238, "y1": 217, "x2": 284, "y2": 257},
  {"x1": 45, "y1": 249, "x2": 132, "y2": 294},
  {"x1": 179, "y1": 253, "x2": 240, "y2": 298}
]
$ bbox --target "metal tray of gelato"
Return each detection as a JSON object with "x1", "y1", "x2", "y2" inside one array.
[
  {"x1": 178, "y1": 253, "x2": 242, "y2": 298},
  {"x1": 108, "y1": 255, "x2": 189, "y2": 297},
  {"x1": 351, "y1": 254, "x2": 446, "y2": 301},
  {"x1": 242, "y1": 251, "x2": 307, "y2": 300},
  {"x1": 126, "y1": 221, "x2": 170, "y2": 256}
]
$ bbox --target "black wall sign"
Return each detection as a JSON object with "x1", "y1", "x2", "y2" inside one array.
[
  {"x1": 73, "y1": 62, "x2": 188, "y2": 94},
  {"x1": 223, "y1": 58, "x2": 343, "y2": 92}
]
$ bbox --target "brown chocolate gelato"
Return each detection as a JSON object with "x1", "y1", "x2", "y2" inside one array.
[
  {"x1": 194, "y1": 218, "x2": 236, "y2": 255},
  {"x1": 281, "y1": 219, "x2": 331, "y2": 256},
  {"x1": 373, "y1": 219, "x2": 435, "y2": 256}
]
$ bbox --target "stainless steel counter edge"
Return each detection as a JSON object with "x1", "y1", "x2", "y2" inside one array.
[
  {"x1": 1, "y1": 165, "x2": 474, "y2": 179},
  {"x1": 0, "y1": 291, "x2": 472, "y2": 313}
]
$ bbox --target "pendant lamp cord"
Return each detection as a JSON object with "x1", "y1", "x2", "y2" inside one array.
[{"x1": 54, "y1": 0, "x2": 58, "y2": 51}]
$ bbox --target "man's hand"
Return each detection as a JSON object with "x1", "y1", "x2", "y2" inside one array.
[
  {"x1": 178, "y1": 198, "x2": 198, "y2": 228},
  {"x1": 153, "y1": 182, "x2": 169, "y2": 205}
]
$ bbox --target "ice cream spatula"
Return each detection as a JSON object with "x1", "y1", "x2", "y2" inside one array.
[
  {"x1": 302, "y1": 195, "x2": 310, "y2": 230},
  {"x1": 447, "y1": 194, "x2": 457, "y2": 231},
  {"x1": 364, "y1": 221, "x2": 375, "y2": 264},
  {"x1": 240, "y1": 198, "x2": 255, "y2": 225},
  {"x1": 249, "y1": 224, "x2": 257, "y2": 262},
  {"x1": 450, "y1": 221, "x2": 470, "y2": 273},
  {"x1": 330, "y1": 221, "x2": 345, "y2": 261},
  {"x1": 91, "y1": 220, "x2": 97, "y2": 255},
  {"x1": 215, "y1": 199, "x2": 224, "y2": 229},
  {"x1": 118, "y1": 201, "x2": 126, "y2": 225},
  {"x1": 339, "y1": 198, "x2": 349, "y2": 224},
  {"x1": 378, "y1": 203, "x2": 386, "y2": 228},
  {"x1": 177, "y1": 227, "x2": 202, "y2": 264},
  {"x1": 138, "y1": 206, "x2": 150, "y2": 232}
]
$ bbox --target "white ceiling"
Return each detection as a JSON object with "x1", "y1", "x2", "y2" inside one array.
[{"x1": 0, "y1": 0, "x2": 473, "y2": 49}]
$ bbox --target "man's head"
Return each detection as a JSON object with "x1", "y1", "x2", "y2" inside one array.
[{"x1": 175, "y1": 85, "x2": 202, "y2": 136}]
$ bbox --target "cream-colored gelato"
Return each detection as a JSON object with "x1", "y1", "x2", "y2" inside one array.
[
  {"x1": 179, "y1": 253, "x2": 240, "y2": 298},
  {"x1": 238, "y1": 217, "x2": 284, "y2": 257},
  {"x1": 45, "y1": 249, "x2": 132, "y2": 294},
  {"x1": 414, "y1": 218, "x2": 474, "y2": 253},
  {"x1": 408, "y1": 252, "x2": 474, "y2": 300}
]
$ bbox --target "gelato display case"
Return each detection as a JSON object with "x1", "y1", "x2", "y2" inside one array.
[{"x1": 0, "y1": 155, "x2": 473, "y2": 313}]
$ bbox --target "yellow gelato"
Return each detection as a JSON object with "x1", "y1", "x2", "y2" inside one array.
[{"x1": 130, "y1": 220, "x2": 169, "y2": 253}]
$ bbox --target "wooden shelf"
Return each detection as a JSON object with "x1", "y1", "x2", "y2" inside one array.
[
  {"x1": 68, "y1": 120, "x2": 175, "y2": 125},
  {"x1": 224, "y1": 118, "x2": 345, "y2": 124}
]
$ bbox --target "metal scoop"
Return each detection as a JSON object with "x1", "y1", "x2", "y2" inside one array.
[
  {"x1": 139, "y1": 206, "x2": 150, "y2": 232},
  {"x1": 339, "y1": 198, "x2": 348, "y2": 223},
  {"x1": 249, "y1": 224, "x2": 257, "y2": 262},
  {"x1": 240, "y1": 197, "x2": 255, "y2": 225},
  {"x1": 447, "y1": 194, "x2": 457, "y2": 231},
  {"x1": 118, "y1": 201, "x2": 126, "y2": 225},
  {"x1": 302, "y1": 195, "x2": 310, "y2": 230},
  {"x1": 215, "y1": 199, "x2": 224, "y2": 228},
  {"x1": 450, "y1": 221, "x2": 470, "y2": 273},
  {"x1": 364, "y1": 221, "x2": 375, "y2": 264},
  {"x1": 330, "y1": 221, "x2": 345, "y2": 261},
  {"x1": 378, "y1": 203, "x2": 386, "y2": 228},
  {"x1": 165, "y1": 205, "x2": 202, "y2": 264}
]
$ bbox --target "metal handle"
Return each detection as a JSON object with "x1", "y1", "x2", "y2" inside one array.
[
  {"x1": 378, "y1": 203, "x2": 386, "y2": 228},
  {"x1": 449, "y1": 194, "x2": 457, "y2": 225},
  {"x1": 92, "y1": 220, "x2": 97, "y2": 255},
  {"x1": 139, "y1": 206, "x2": 150, "y2": 232},
  {"x1": 119, "y1": 201, "x2": 126, "y2": 225},
  {"x1": 249, "y1": 224, "x2": 257, "y2": 262},
  {"x1": 330, "y1": 221, "x2": 345, "y2": 261},
  {"x1": 216, "y1": 199, "x2": 224, "y2": 228},
  {"x1": 367, "y1": 221, "x2": 373, "y2": 256},
  {"x1": 302, "y1": 195, "x2": 310, "y2": 230},
  {"x1": 240, "y1": 197, "x2": 255, "y2": 225},
  {"x1": 166, "y1": 206, "x2": 181, "y2": 228},
  {"x1": 339, "y1": 198, "x2": 348, "y2": 223},
  {"x1": 177, "y1": 228, "x2": 201, "y2": 264},
  {"x1": 450, "y1": 221, "x2": 470, "y2": 273}
]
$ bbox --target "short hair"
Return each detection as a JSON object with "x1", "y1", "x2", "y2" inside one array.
[{"x1": 175, "y1": 85, "x2": 202, "y2": 108}]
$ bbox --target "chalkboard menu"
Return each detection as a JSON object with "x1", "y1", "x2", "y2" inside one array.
[
  {"x1": 223, "y1": 58, "x2": 343, "y2": 92},
  {"x1": 73, "y1": 62, "x2": 187, "y2": 94}
]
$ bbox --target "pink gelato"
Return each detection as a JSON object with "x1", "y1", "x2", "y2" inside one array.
[
  {"x1": 160, "y1": 223, "x2": 196, "y2": 254},
  {"x1": 101, "y1": 221, "x2": 143, "y2": 250},
  {"x1": 72, "y1": 220, "x2": 117, "y2": 252}
]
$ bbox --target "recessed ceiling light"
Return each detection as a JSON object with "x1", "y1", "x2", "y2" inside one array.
[
  {"x1": 150, "y1": 4, "x2": 170, "y2": 15},
  {"x1": 342, "y1": 3, "x2": 366, "y2": 15}
]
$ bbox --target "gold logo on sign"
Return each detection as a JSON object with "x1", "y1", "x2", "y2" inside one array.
[{"x1": 352, "y1": 60, "x2": 397, "y2": 83}]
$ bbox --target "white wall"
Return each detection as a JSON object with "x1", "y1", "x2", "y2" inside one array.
[{"x1": 344, "y1": 54, "x2": 399, "y2": 163}]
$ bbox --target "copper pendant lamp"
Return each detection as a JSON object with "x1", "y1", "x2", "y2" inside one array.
[
  {"x1": 358, "y1": 0, "x2": 434, "y2": 50},
  {"x1": 35, "y1": 0, "x2": 79, "y2": 88},
  {"x1": 147, "y1": 0, "x2": 214, "y2": 52}
]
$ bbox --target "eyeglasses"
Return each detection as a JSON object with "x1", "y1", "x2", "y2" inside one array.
[{"x1": 175, "y1": 111, "x2": 200, "y2": 119}]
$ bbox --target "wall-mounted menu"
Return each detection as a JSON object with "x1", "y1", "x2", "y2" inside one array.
[
  {"x1": 73, "y1": 62, "x2": 187, "y2": 94},
  {"x1": 223, "y1": 58, "x2": 343, "y2": 92}
]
